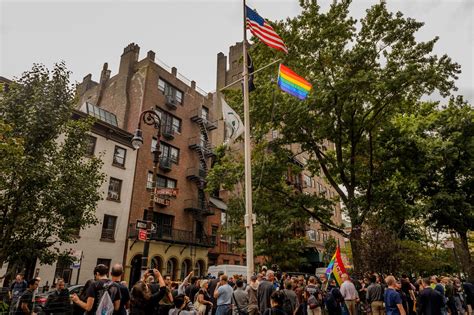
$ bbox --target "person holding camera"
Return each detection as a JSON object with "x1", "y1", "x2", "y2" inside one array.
[
  {"x1": 169, "y1": 294, "x2": 198, "y2": 315},
  {"x1": 129, "y1": 268, "x2": 167, "y2": 315}
]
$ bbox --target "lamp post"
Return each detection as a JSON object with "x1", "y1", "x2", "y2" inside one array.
[{"x1": 131, "y1": 109, "x2": 162, "y2": 275}]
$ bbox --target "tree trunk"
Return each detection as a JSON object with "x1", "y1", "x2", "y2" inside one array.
[
  {"x1": 349, "y1": 225, "x2": 364, "y2": 275},
  {"x1": 458, "y1": 231, "x2": 473, "y2": 281}
]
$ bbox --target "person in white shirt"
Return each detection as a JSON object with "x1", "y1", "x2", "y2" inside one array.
[{"x1": 339, "y1": 274, "x2": 359, "y2": 315}]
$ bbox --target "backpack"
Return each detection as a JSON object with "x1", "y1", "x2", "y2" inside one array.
[
  {"x1": 282, "y1": 290, "x2": 294, "y2": 315},
  {"x1": 96, "y1": 281, "x2": 115, "y2": 315},
  {"x1": 307, "y1": 287, "x2": 322, "y2": 309}
]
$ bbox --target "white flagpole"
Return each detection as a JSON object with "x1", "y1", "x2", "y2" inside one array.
[{"x1": 242, "y1": 0, "x2": 254, "y2": 281}]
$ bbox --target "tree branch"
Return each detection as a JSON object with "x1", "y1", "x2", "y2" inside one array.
[{"x1": 300, "y1": 205, "x2": 350, "y2": 238}]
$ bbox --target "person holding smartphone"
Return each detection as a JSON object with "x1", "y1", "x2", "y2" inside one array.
[
  {"x1": 129, "y1": 268, "x2": 167, "y2": 315},
  {"x1": 214, "y1": 274, "x2": 233, "y2": 315}
]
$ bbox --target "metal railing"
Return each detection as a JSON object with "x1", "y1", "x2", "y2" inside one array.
[
  {"x1": 100, "y1": 228, "x2": 115, "y2": 240},
  {"x1": 128, "y1": 224, "x2": 213, "y2": 247},
  {"x1": 188, "y1": 137, "x2": 215, "y2": 156},
  {"x1": 159, "y1": 157, "x2": 173, "y2": 171}
]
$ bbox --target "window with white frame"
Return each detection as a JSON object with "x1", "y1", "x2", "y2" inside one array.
[{"x1": 158, "y1": 78, "x2": 183, "y2": 104}]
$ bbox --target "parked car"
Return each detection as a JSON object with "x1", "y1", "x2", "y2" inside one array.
[{"x1": 34, "y1": 284, "x2": 84, "y2": 315}]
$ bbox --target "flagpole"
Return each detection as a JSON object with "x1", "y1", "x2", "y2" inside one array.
[{"x1": 242, "y1": 0, "x2": 255, "y2": 281}]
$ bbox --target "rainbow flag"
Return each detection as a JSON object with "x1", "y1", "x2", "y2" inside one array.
[
  {"x1": 277, "y1": 64, "x2": 312, "y2": 100},
  {"x1": 325, "y1": 246, "x2": 347, "y2": 286}
]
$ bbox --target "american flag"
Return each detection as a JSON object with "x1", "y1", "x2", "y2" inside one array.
[{"x1": 245, "y1": 5, "x2": 288, "y2": 54}]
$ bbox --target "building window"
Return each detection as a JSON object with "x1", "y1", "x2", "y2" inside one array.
[
  {"x1": 147, "y1": 172, "x2": 154, "y2": 190},
  {"x1": 156, "y1": 108, "x2": 182, "y2": 133},
  {"x1": 303, "y1": 174, "x2": 312, "y2": 188},
  {"x1": 144, "y1": 212, "x2": 174, "y2": 237},
  {"x1": 151, "y1": 138, "x2": 158, "y2": 152},
  {"x1": 223, "y1": 259, "x2": 230, "y2": 265},
  {"x1": 112, "y1": 146, "x2": 126, "y2": 167},
  {"x1": 160, "y1": 142, "x2": 179, "y2": 164},
  {"x1": 156, "y1": 175, "x2": 177, "y2": 188},
  {"x1": 211, "y1": 226, "x2": 218, "y2": 246},
  {"x1": 86, "y1": 102, "x2": 118, "y2": 126},
  {"x1": 54, "y1": 256, "x2": 72, "y2": 284},
  {"x1": 96, "y1": 258, "x2": 111, "y2": 273},
  {"x1": 166, "y1": 259, "x2": 174, "y2": 275},
  {"x1": 158, "y1": 78, "x2": 183, "y2": 104},
  {"x1": 86, "y1": 136, "x2": 97, "y2": 156},
  {"x1": 234, "y1": 260, "x2": 240, "y2": 266},
  {"x1": 101, "y1": 215, "x2": 117, "y2": 240},
  {"x1": 107, "y1": 177, "x2": 122, "y2": 201},
  {"x1": 201, "y1": 107, "x2": 209, "y2": 121},
  {"x1": 307, "y1": 229, "x2": 316, "y2": 241}
]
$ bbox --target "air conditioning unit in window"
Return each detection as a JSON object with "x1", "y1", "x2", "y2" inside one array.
[
  {"x1": 166, "y1": 95, "x2": 177, "y2": 109},
  {"x1": 108, "y1": 191, "x2": 119, "y2": 200}
]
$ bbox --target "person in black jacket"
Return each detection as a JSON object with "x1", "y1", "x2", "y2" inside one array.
[
  {"x1": 129, "y1": 269, "x2": 167, "y2": 315},
  {"x1": 258, "y1": 270, "x2": 276, "y2": 314},
  {"x1": 45, "y1": 278, "x2": 71, "y2": 315},
  {"x1": 263, "y1": 291, "x2": 287, "y2": 315},
  {"x1": 416, "y1": 278, "x2": 445, "y2": 315}
]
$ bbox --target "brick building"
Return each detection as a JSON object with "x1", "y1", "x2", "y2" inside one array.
[
  {"x1": 77, "y1": 43, "x2": 224, "y2": 284},
  {"x1": 215, "y1": 43, "x2": 345, "y2": 270}
]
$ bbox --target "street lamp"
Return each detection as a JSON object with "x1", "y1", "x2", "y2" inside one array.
[{"x1": 132, "y1": 109, "x2": 161, "y2": 276}]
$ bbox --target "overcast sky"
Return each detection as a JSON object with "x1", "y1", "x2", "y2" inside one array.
[{"x1": 1, "y1": 0, "x2": 472, "y2": 103}]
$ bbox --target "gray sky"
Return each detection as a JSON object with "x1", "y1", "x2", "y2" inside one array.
[{"x1": 1, "y1": 0, "x2": 472, "y2": 103}]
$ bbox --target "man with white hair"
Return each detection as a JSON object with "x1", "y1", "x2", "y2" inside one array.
[
  {"x1": 257, "y1": 269, "x2": 275, "y2": 313},
  {"x1": 340, "y1": 274, "x2": 359, "y2": 315}
]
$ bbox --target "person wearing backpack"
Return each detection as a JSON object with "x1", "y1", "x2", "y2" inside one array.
[
  {"x1": 71, "y1": 264, "x2": 121, "y2": 315},
  {"x1": 282, "y1": 281, "x2": 297, "y2": 315},
  {"x1": 306, "y1": 277, "x2": 322, "y2": 315}
]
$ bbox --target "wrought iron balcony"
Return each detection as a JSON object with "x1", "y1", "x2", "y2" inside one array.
[
  {"x1": 128, "y1": 224, "x2": 213, "y2": 247},
  {"x1": 186, "y1": 167, "x2": 207, "y2": 183},
  {"x1": 165, "y1": 95, "x2": 178, "y2": 110},
  {"x1": 159, "y1": 157, "x2": 173, "y2": 172},
  {"x1": 184, "y1": 199, "x2": 214, "y2": 216},
  {"x1": 188, "y1": 137, "x2": 215, "y2": 157},
  {"x1": 190, "y1": 107, "x2": 217, "y2": 131},
  {"x1": 162, "y1": 123, "x2": 175, "y2": 140},
  {"x1": 100, "y1": 228, "x2": 115, "y2": 241}
]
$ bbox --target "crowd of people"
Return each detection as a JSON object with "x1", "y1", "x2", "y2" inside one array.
[{"x1": 3, "y1": 264, "x2": 474, "y2": 315}]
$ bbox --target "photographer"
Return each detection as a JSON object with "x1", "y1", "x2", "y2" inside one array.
[
  {"x1": 129, "y1": 269, "x2": 166, "y2": 315},
  {"x1": 169, "y1": 294, "x2": 198, "y2": 315}
]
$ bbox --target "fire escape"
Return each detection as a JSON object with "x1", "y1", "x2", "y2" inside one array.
[{"x1": 186, "y1": 106, "x2": 217, "y2": 222}]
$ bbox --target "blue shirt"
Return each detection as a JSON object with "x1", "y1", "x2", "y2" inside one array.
[
  {"x1": 217, "y1": 284, "x2": 233, "y2": 306},
  {"x1": 384, "y1": 288, "x2": 402, "y2": 315}
]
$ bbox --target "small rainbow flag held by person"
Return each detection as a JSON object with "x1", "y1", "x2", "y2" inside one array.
[
  {"x1": 325, "y1": 246, "x2": 347, "y2": 286},
  {"x1": 277, "y1": 64, "x2": 312, "y2": 100}
]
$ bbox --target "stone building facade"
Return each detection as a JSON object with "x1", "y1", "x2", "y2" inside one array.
[{"x1": 77, "y1": 43, "x2": 221, "y2": 284}]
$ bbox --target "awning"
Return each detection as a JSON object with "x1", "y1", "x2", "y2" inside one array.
[
  {"x1": 209, "y1": 197, "x2": 228, "y2": 210},
  {"x1": 304, "y1": 248, "x2": 321, "y2": 263}
]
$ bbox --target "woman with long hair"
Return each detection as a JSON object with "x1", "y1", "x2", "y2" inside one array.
[
  {"x1": 72, "y1": 279, "x2": 94, "y2": 315},
  {"x1": 130, "y1": 269, "x2": 167, "y2": 315}
]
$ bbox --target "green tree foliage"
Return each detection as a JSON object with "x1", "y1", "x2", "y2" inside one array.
[
  {"x1": 0, "y1": 63, "x2": 104, "y2": 271},
  {"x1": 208, "y1": 143, "x2": 321, "y2": 270},
  {"x1": 386, "y1": 97, "x2": 474, "y2": 278},
  {"x1": 323, "y1": 236, "x2": 337, "y2": 265},
  {"x1": 239, "y1": 0, "x2": 460, "y2": 272}
]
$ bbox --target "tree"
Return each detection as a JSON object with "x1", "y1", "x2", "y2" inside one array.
[
  {"x1": 0, "y1": 63, "x2": 104, "y2": 273},
  {"x1": 242, "y1": 0, "x2": 460, "y2": 272},
  {"x1": 322, "y1": 236, "x2": 337, "y2": 265},
  {"x1": 208, "y1": 143, "x2": 320, "y2": 270},
  {"x1": 420, "y1": 98, "x2": 474, "y2": 279}
]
